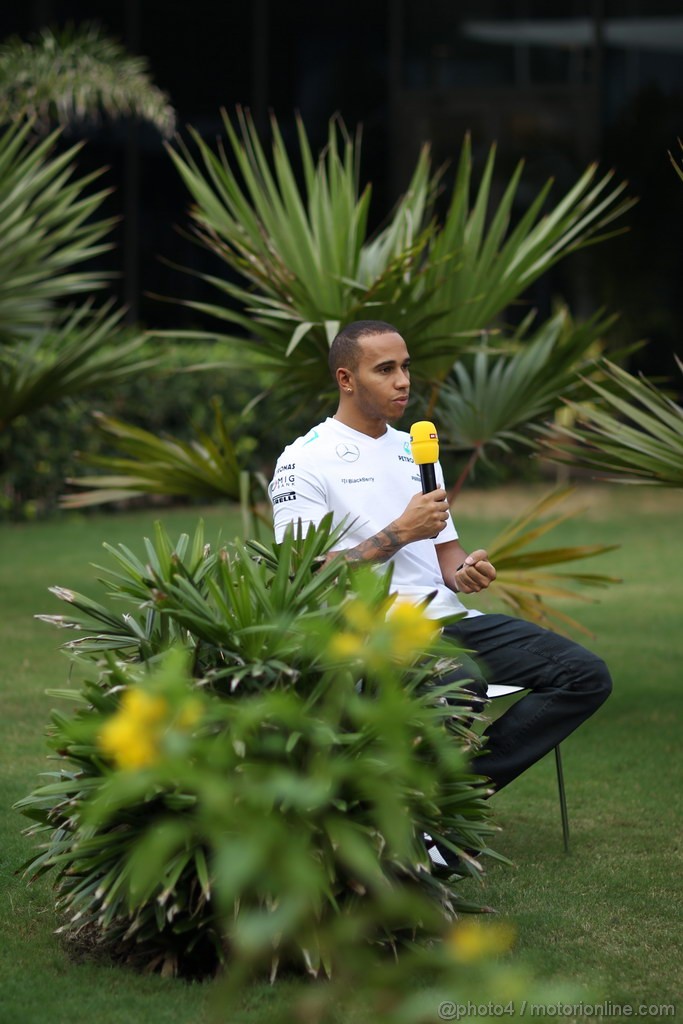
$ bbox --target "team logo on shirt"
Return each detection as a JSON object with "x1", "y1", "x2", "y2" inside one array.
[
  {"x1": 269, "y1": 462, "x2": 297, "y2": 506},
  {"x1": 335, "y1": 442, "x2": 360, "y2": 463},
  {"x1": 398, "y1": 440, "x2": 414, "y2": 463}
]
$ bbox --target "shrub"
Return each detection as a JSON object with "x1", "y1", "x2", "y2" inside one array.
[
  {"x1": 0, "y1": 399, "x2": 93, "y2": 520},
  {"x1": 17, "y1": 517, "x2": 498, "y2": 980},
  {"x1": 0, "y1": 340, "x2": 305, "y2": 521}
]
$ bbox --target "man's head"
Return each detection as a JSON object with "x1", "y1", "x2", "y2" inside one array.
[
  {"x1": 328, "y1": 320, "x2": 401, "y2": 380},
  {"x1": 329, "y1": 320, "x2": 411, "y2": 434}
]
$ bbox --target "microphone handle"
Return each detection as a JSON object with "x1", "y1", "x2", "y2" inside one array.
[{"x1": 419, "y1": 464, "x2": 438, "y2": 494}]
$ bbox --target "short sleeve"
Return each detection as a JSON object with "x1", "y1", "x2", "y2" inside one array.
[{"x1": 270, "y1": 453, "x2": 329, "y2": 542}]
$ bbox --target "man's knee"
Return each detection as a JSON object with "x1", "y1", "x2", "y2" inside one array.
[
  {"x1": 574, "y1": 650, "x2": 613, "y2": 708},
  {"x1": 594, "y1": 655, "x2": 613, "y2": 704}
]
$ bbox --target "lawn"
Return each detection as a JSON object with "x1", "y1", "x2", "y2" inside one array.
[{"x1": 1, "y1": 487, "x2": 681, "y2": 1023}]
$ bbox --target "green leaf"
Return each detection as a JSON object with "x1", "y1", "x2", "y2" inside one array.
[
  {"x1": 0, "y1": 24, "x2": 175, "y2": 135},
  {"x1": 152, "y1": 112, "x2": 632, "y2": 418},
  {"x1": 537, "y1": 359, "x2": 683, "y2": 487},
  {"x1": 60, "y1": 404, "x2": 244, "y2": 508},
  {"x1": 485, "y1": 488, "x2": 621, "y2": 636}
]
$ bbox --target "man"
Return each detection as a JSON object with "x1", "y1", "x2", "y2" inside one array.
[{"x1": 269, "y1": 319, "x2": 612, "y2": 796}]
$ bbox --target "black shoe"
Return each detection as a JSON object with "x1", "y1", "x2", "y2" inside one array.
[{"x1": 424, "y1": 833, "x2": 481, "y2": 873}]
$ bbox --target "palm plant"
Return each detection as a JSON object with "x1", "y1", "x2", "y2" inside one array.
[
  {"x1": 160, "y1": 109, "x2": 633, "y2": 413},
  {"x1": 61, "y1": 111, "x2": 627, "y2": 631},
  {"x1": 0, "y1": 303, "x2": 153, "y2": 432},
  {"x1": 432, "y1": 308, "x2": 615, "y2": 500},
  {"x1": 19, "y1": 518, "x2": 497, "y2": 978},
  {"x1": 0, "y1": 120, "x2": 150, "y2": 434},
  {"x1": 58, "y1": 403, "x2": 248, "y2": 510},
  {"x1": 484, "y1": 488, "x2": 620, "y2": 636},
  {"x1": 534, "y1": 147, "x2": 683, "y2": 491},
  {"x1": 0, "y1": 119, "x2": 114, "y2": 339},
  {"x1": 0, "y1": 23, "x2": 175, "y2": 136},
  {"x1": 536, "y1": 358, "x2": 683, "y2": 487},
  {"x1": 58, "y1": 401, "x2": 273, "y2": 540}
]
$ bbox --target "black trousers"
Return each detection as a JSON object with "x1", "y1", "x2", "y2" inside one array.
[{"x1": 439, "y1": 614, "x2": 613, "y2": 791}]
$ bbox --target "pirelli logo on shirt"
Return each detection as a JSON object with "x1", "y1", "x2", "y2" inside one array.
[
  {"x1": 272, "y1": 491, "x2": 297, "y2": 506},
  {"x1": 271, "y1": 461, "x2": 296, "y2": 505}
]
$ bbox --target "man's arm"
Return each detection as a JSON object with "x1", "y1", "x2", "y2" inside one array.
[
  {"x1": 326, "y1": 488, "x2": 453, "y2": 566},
  {"x1": 436, "y1": 539, "x2": 497, "y2": 594}
]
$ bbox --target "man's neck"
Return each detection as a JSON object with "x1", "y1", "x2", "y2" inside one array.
[{"x1": 333, "y1": 408, "x2": 388, "y2": 439}]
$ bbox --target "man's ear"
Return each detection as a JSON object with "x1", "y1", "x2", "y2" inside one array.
[{"x1": 337, "y1": 367, "x2": 353, "y2": 391}]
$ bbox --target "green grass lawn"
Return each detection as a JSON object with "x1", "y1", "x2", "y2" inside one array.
[{"x1": 1, "y1": 488, "x2": 681, "y2": 1023}]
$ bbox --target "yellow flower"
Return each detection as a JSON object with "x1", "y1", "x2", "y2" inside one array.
[
  {"x1": 121, "y1": 688, "x2": 168, "y2": 725},
  {"x1": 328, "y1": 597, "x2": 438, "y2": 669},
  {"x1": 386, "y1": 601, "x2": 439, "y2": 663},
  {"x1": 342, "y1": 598, "x2": 381, "y2": 633},
  {"x1": 98, "y1": 684, "x2": 205, "y2": 770},
  {"x1": 99, "y1": 688, "x2": 170, "y2": 770},
  {"x1": 446, "y1": 919, "x2": 516, "y2": 964},
  {"x1": 329, "y1": 631, "x2": 366, "y2": 660},
  {"x1": 99, "y1": 713, "x2": 160, "y2": 770}
]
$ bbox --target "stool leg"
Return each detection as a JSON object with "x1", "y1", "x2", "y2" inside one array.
[{"x1": 554, "y1": 745, "x2": 570, "y2": 853}]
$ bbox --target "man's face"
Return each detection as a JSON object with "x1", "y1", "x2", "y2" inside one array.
[{"x1": 350, "y1": 332, "x2": 411, "y2": 423}]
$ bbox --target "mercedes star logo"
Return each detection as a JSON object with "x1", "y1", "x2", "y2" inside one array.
[{"x1": 336, "y1": 442, "x2": 360, "y2": 462}]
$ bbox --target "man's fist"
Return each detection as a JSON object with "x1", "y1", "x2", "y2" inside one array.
[
  {"x1": 455, "y1": 549, "x2": 497, "y2": 593},
  {"x1": 395, "y1": 488, "x2": 451, "y2": 543}
]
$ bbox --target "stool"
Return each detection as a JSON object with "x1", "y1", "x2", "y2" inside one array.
[{"x1": 487, "y1": 684, "x2": 570, "y2": 853}]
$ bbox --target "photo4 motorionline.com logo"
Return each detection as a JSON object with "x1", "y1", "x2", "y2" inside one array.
[{"x1": 437, "y1": 1000, "x2": 676, "y2": 1020}]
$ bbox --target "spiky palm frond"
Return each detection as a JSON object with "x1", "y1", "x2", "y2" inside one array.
[
  {"x1": 60, "y1": 401, "x2": 248, "y2": 511},
  {"x1": 0, "y1": 302, "x2": 151, "y2": 430},
  {"x1": 433, "y1": 309, "x2": 614, "y2": 498},
  {"x1": 156, "y1": 111, "x2": 633, "y2": 415},
  {"x1": 536, "y1": 359, "x2": 683, "y2": 487},
  {"x1": 0, "y1": 23, "x2": 175, "y2": 135},
  {"x1": 483, "y1": 488, "x2": 620, "y2": 637},
  {"x1": 0, "y1": 120, "x2": 153, "y2": 430},
  {"x1": 0, "y1": 119, "x2": 116, "y2": 339}
]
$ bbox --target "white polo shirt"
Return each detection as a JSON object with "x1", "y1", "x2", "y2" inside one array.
[{"x1": 269, "y1": 417, "x2": 480, "y2": 620}]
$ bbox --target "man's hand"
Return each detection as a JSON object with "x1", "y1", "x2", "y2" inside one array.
[
  {"x1": 327, "y1": 490, "x2": 452, "y2": 568},
  {"x1": 454, "y1": 549, "x2": 497, "y2": 593},
  {"x1": 392, "y1": 488, "x2": 452, "y2": 543}
]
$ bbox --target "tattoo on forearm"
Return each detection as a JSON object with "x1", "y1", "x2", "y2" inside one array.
[{"x1": 344, "y1": 527, "x2": 402, "y2": 564}]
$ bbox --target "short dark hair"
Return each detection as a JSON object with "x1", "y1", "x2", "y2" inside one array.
[{"x1": 328, "y1": 320, "x2": 401, "y2": 380}]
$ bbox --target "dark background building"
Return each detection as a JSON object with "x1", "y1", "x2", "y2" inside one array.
[{"x1": 3, "y1": 0, "x2": 683, "y2": 376}]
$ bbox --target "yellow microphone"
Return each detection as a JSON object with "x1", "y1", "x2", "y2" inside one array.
[{"x1": 409, "y1": 421, "x2": 439, "y2": 492}]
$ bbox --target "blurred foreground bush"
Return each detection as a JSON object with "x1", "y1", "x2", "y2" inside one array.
[{"x1": 17, "y1": 518, "x2": 502, "y2": 987}]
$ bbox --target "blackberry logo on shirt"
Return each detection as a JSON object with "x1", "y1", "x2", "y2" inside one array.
[{"x1": 335, "y1": 442, "x2": 360, "y2": 463}]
